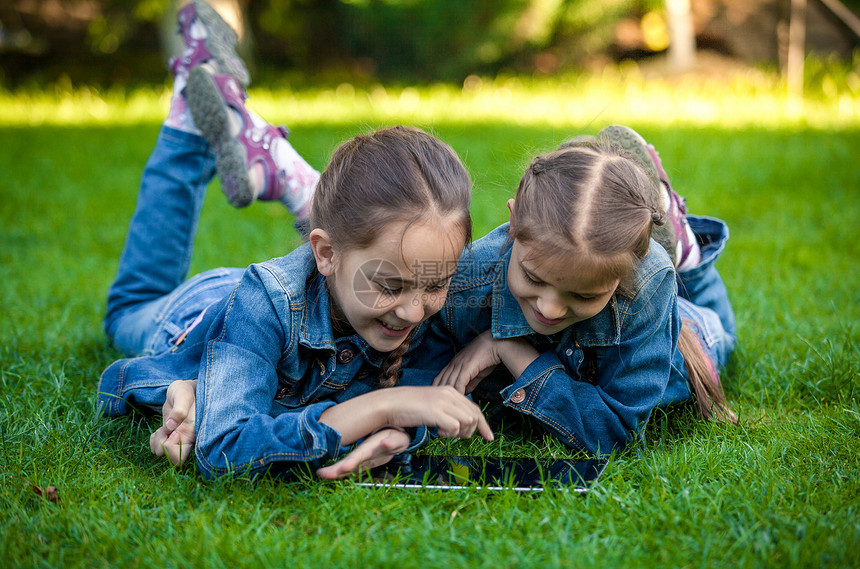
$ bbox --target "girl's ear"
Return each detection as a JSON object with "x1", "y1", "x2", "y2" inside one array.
[
  {"x1": 310, "y1": 228, "x2": 336, "y2": 276},
  {"x1": 506, "y1": 198, "x2": 516, "y2": 234}
]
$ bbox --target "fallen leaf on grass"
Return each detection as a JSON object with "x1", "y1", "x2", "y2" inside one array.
[{"x1": 26, "y1": 480, "x2": 60, "y2": 504}]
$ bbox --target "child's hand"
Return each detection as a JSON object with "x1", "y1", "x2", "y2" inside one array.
[
  {"x1": 149, "y1": 379, "x2": 197, "y2": 466},
  {"x1": 315, "y1": 427, "x2": 411, "y2": 480},
  {"x1": 319, "y1": 386, "x2": 493, "y2": 446},
  {"x1": 385, "y1": 386, "x2": 494, "y2": 441},
  {"x1": 433, "y1": 331, "x2": 501, "y2": 394},
  {"x1": 434, "y1": 332, "x2": 540, "y2": 395}
]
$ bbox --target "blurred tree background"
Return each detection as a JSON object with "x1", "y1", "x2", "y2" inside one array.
[{"x1": 0, "y1": 0, "x2": 857, "y2": 88}]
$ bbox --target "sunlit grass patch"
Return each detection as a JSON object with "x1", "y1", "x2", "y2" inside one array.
[{"x1": 3, "y1": 65, "x2": 858, "y2": 129}]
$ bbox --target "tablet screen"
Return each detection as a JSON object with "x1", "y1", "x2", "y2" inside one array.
[{"x1": 357, "y1": 455, "x2": 607, "y2": 492}]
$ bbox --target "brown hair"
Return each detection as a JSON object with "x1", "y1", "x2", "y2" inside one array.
[
  {"x1": 310, "y1": 125, "x2": 472, "y2": 387},
  {"x1": 509, "y1": 140, "x2": 665, "y2": 293},
  {"x1": 678, "y1": 319, "x2": 737, "y2": 423}
]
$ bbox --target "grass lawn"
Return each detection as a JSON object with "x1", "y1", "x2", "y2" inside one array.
[{"x1": 1, "y1": 70, "x2": 859, "y2": 568}]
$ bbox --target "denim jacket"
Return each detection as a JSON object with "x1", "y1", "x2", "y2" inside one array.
[
  {"x1": 98, "y1": 244, "x2": 448, "y2": 479},
  {"x1": 438, "y1": 223, "x2": 691, "y2": 456}
]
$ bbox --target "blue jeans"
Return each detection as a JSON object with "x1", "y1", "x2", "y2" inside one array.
[
  {"x1": 676, "y1": 215, "x2": 736, "y2": 370},
  {"x1": 104, "y1": 126, "x2": 243, "y2": 357}
]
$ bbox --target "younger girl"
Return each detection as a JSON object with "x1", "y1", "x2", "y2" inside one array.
[
  {"x1": 434, "y1": 126, "x2": 736, "y2": 456},
  {"x1": 98, "y1": 0, "x2": 491, "y2": 480}
]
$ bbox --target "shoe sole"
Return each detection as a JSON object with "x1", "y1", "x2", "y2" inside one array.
[
  {"x1": 191, "y1": 0, "x2": 250, "y2": 87},
  {"x1": 597, "y1": 125, "x2": 655, "y2": 175},
  {"x1": 185, "y1": 67, "x2": 254, "y2": 208},
  {"x1": 598, "y1": 124, "x2": 677, "y2": 263}
]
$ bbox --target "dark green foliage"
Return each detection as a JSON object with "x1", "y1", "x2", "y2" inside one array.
[{"x1": 0, "y1": 0, "x2": 656, "y2": 86}]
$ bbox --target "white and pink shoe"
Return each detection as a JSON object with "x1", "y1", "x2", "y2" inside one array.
[{"x1": 185, "y1": 67, "x2": 319, "y2": 215}]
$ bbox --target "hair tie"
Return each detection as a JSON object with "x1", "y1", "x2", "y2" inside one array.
[
  {"x1": 531, "y1": 157, "x2": 546, "y2": 174},
  {"x1": 650, "y1": 207, "x2": 666, "y2": 226}
]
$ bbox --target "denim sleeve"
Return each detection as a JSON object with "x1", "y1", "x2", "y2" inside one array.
[
  {"x1": 404, "y1": 427, "x2": 429, "y2": 451},
  {"x1": 97, "y1": 307, "x2": 218, "y2": 418},
  {"x1": 193, "y1": 266, "x2": 349, "y2": 479},
  {"x1": 502, "y1": 270, "x2": 679, "y2": 456}
]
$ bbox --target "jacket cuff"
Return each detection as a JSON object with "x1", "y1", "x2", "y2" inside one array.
[
  {"x1": 404, "y1": 426, "x2": 429, "y2": 452},
  {"x1": 97, "y1": 358, "x2": 171, "y2": 417},
  {"x1": 302, "y1": 401, "x2": 349, "y2": 459},
  {"x1": 355, "y1": 425, "x2": 428, "y2": 454},
  {"x1": 503, "y1": 351, "x2": 565, "y2": 398}
]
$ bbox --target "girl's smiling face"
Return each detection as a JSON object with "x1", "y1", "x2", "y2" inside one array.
[
  {"x1": 312, "y1": 217, "x2": 464, "y2": 353},
  {"x1": 507, "y1": 238, "x2": 619, "y2": 335}
]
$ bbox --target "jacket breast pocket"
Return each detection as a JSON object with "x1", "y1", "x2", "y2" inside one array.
[{"x1": 273, "y1": 357, "x2": 368, "y2": 408}]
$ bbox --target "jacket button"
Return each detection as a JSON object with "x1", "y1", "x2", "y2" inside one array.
[
  {"x1": 510, "y1": 389, "x2": 526, "y2": 404},
  {"x1": 337, "y1": 349, "x2": 354, "y2": 364}
]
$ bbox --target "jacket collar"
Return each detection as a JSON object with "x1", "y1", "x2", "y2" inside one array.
[{"x1": 299, "y1": 268, "x2": 339, "y2": 350}]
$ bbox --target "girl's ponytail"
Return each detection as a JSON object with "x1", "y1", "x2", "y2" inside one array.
[{"x1": 678, "y1": 319, "x2": 737, "y2": 424}]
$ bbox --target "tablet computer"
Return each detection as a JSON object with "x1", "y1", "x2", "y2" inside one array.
[{"x1": 356, "y1": 454, "x2": 607, "y2": 493}]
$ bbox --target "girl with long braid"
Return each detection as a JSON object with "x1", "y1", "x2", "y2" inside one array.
[{"x1": 97, "y1": 1, "x2": 491, "y2": 480}]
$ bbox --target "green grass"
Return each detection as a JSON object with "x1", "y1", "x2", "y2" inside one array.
[{"x1": 1, "y1": 72, "x2": 859, "y2": 568}]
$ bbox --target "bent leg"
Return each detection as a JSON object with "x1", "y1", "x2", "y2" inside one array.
[{"x1": 104, "y1": 126, "x2": 215, "y2": 354}]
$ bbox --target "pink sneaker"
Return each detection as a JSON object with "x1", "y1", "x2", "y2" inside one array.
[
  {"x1": 169, "y1": 0, "x2": 250, "y2": 87},
  {"x1": 185, "y1": 67, "x2": 291, "y2": 208}
]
